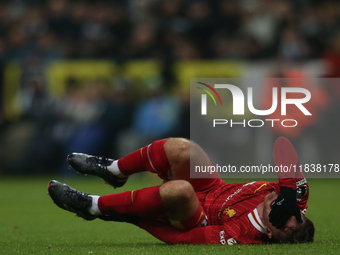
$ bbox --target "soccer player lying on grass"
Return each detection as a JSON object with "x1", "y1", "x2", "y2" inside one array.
[{"x1": 48, "y1": 137, "x2": 315, "y2": 245}]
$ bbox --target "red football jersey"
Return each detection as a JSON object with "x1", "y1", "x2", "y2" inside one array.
[
  {"x1": 138, "y1": 177, "x2": 309, "y2": 245},
  {"x1": 203, "y1": 178, "x2": 308, "y2": 244}
]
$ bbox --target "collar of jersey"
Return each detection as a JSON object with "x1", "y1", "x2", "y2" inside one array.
[{"x1": 247, "y1": 208, "x2": 266, "y2": 234}]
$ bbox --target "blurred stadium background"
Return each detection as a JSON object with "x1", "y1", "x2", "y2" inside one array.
[{"x1": 0, "y1": 0, "x2": 340, "y2": 175}]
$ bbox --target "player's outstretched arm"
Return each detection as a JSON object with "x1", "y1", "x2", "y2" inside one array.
[{"x1": 269, "y1": 137, "x2": 303, "y2": 229}]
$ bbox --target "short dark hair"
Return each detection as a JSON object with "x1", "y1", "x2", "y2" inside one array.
[{"x1": 272, "y1": 216, "x2": 315, "y2": 244}]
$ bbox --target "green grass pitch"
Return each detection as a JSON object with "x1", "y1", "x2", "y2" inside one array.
[{"x1": 0, "y1": 175, "x2": 339, "y2": 254}]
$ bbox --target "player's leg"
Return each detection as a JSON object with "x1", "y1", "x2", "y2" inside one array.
[
  {"x1": 66, "y1": 138, "x2": 171, "y2": 188},
  {"x1": 48, "y1": 179, "x2": 207, "y2": 229},
  {"x1": 67, "y1": 137, "x2": 220, "y2": 191},
  {"x1": 98, "y1": 179, "x2": 206, "y2": 228},
  {"x1": 159, "y1": 180, "x2": 208, "y2": 229},
  {"x1": 96, "y1": 138, "x2": 212, "y2": 227},
  {"x1": 162, "y1": 138, "x2": 222, "y2": 193},
  {"x1": 163, "y1": 138, "x2": 210, "y2": 181}
]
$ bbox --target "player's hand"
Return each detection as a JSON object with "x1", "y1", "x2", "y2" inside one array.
[
  {"x1": 269, "y1": 187, "x2": 302, "y2": 229},
  {"x1": 98, "y1": 209, "x2": 140, "y2": 225}
]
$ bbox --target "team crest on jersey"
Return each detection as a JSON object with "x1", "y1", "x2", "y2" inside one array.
[{"x1": 223, "y1": 207, "x2": 236, "y2": 218}]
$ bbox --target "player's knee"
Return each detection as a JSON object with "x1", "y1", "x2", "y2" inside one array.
[
  {"x1": 160, "y1": 180, "x2": 195, "y2": 204},
  {"x1": 164, "y1": 138, "x2": 191, "y2": 165}
]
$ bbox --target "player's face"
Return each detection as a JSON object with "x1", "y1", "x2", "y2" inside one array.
[{"x1": 262, "y1": 193, "x2": 304, "y2": 240}]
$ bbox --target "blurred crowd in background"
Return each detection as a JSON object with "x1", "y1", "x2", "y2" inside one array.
[
  {"x1": 0, "y1": 0, "x2": 340, "y2": 175},
  {"x1": 0, "y1": 0, "x2": 340, "y2": 61}
]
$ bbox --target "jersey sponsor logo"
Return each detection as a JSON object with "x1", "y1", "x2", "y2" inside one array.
[
  {"x1": 254, "y1": 183, "x2": 267, "y2": 193},
  {"x1": 219, "y1": 230, "x2": 226, "y2": 245},
  {"x1": 227, "y1": 238, "x2": 237, "y2": 245},
  {"x1": 223, "y1": 207, "x2": 236, "y2": 218},
  {"x1": 219, "y1": 231, "x2": 237, "y2": 245}
]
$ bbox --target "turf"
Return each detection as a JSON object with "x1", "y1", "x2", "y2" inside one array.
[{"x1": 0, "y1": 175, "x2": 339, "y2": 255}]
